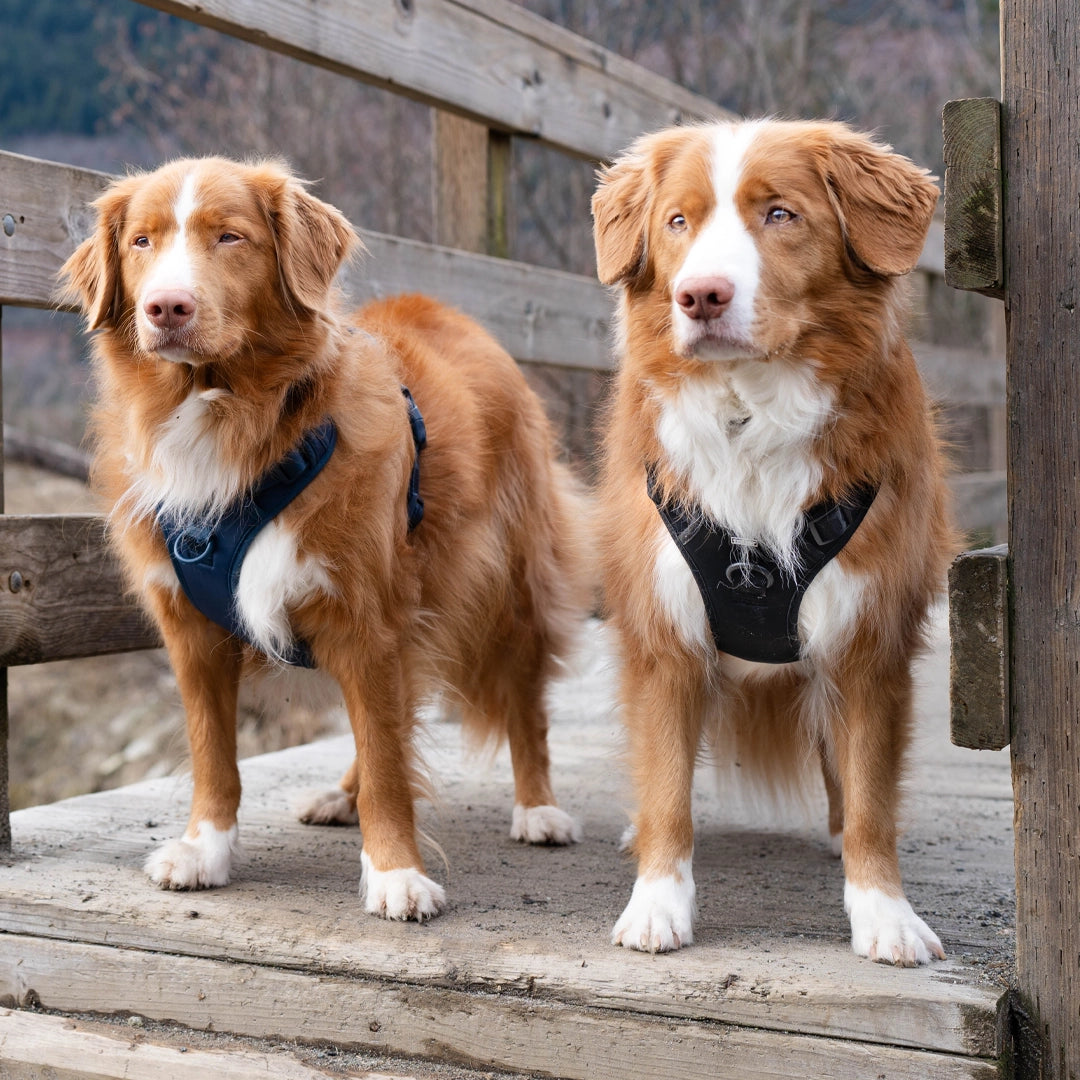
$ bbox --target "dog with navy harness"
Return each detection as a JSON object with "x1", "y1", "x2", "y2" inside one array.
[{"x1": 60, "y1": 156, "x2": 589, "y2": 921}]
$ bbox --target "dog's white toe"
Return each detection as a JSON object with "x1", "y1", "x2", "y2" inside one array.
[
  {"x1": 144, "y1": 822, "x2": 239, "y2": 890},
  {"x1": 293, "y1": 787, "x2": 358, "y2": 826},
  {"x1": 510, "y1": 804, "x2": 581, "y2": 845},
  {"x1": 845, "y1": 883, "x2": 944, "y2": 966},
  {"x1": 360, "y1": 851, "x2": 446, "y2": 921},
  {"x1": 612, "y1": 863, "x2": 696, "y2": 953}
]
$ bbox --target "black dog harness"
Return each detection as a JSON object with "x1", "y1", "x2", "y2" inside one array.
[
  {"x1": 649, "y1": 472, "x2": 877, "y2": 664},
  {"x1": 161, "y1": 387, "x2": 427, "y2": 668}
]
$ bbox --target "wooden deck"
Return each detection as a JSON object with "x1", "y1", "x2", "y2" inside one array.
[{"x1": 0, "y1": 615, "x2": 1013, "y2": 1078}]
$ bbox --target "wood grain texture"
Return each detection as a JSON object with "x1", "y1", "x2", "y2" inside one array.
[
  {"x1": 0, "y1": 515, "x2": 159, "y2": 666},
  {"x1": 943, "y1": 98, "x2": 1004, "y2": 298},
  {"x1": 0, "y1": 935, "x2": 1000, "y2": 1080},
  {"x1": 432, "y1": 111, "x2": 491, "y2": 253},
  {"x1": 0, "y1": 1009, "x2": 389, "y2": 1080},
  {"x1": 1001, "y1": 2, "x2": 1080, "y2": 1074},
  {"x1": 948, "y1": 545, "x2": 1009, "y2": 750},
  {"x1": 135, "y1": 0, "x2": 727, "y2": 162}
]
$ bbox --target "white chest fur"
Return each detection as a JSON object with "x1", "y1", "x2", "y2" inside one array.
[{"x1": 649, "y1": 360, "x2": 867, "y2": 672}]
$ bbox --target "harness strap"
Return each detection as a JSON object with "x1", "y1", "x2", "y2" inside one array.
[
  {"x1": 648, "y1": 472, "x2": 877, "y2": 664},
  {"x1": 161, "y1": 387, "x2": 426, "y2": 668}
]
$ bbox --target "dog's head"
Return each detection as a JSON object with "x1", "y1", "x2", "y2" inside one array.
[
  {"x1": 592, "y1": 120, "x2": 939, "y2": 363},
  {"x1": 59, "y1": 157, "x2": 359, "y2": 365}
]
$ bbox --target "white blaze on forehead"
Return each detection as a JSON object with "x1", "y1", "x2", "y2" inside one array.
[
  {"x1": 671, "y1": 122, "x2": 764, "y2": 356},
  {"x1": 141, "y1": 169, "x2": 200, "y2": 297}
]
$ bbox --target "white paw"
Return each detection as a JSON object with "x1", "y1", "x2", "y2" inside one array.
[
  {"x1": 618, "y1": 821, "x2": 637, "y2": 852},
  {"x1": 845, "y1": 883, "x2": 945, "y2": 966},
  {"x1": 510, "y1": 804, "x2": 581, "y2": 845},
  {"x1": 292, "y1": 787, "x2": 358, "y2": 826},
  {"x1": 829, "y1": 830, "x2": 844, "y2": 858},
  {"x1": 360, "y1": 850, "x2": 446, "y2": 921},
  {"x1": 145, "y1": 822, "x2": 239, "y2": 890},
  {"x1": 612, "y1": 862, "x2": 696, "y2": 953}
]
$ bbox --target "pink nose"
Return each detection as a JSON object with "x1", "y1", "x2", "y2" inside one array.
[
  {"x1": 143, "y1": 289, "x2": 196, "y2": 330},
  {"x1": 675, "y1": 277, "x2": 735, "y2": 320}
]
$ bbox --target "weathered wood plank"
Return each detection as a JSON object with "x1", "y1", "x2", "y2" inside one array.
[
  {"x1": 1001, "y1": 2, "x2": 1080, "y2": 1073},
  {"x1": 432, "y1": 112, "x2": 491, "y2": 254},
  {"x1": 0, "y1": 1009, "x2": 402, "y2": 1080},
  {"x1": 0, "y1": 152, "x2": 112, "y2": 314},
  {"x1": 0, "y1": 311, "x2": 9, "y2": 851},
  {"x1": 0, "y1": 515, "x2": 159, "y2": 666},
  {"x1": 0, "y1": 711, "x2": 1011, "y2": 1062},
  {"x1": 0, "y1": 149, "x2": 612, "y2": 371},
  {"x1": 943, "y1": 98, "x2": 1003, "y2": 298},
  {"x1": 949, "y1": 545, "x2": 1009, "y2": 750},
  {"x1": 0, "y1": 936, "x2": 1001, "y2": 1080},
  {"x1": 134, "y1": 0, "x2": 726, "y2": 163}
]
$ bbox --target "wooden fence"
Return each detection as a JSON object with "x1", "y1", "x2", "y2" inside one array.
[{"x1": 0, "y1": 0, "x2": 1003, "y2": 838}]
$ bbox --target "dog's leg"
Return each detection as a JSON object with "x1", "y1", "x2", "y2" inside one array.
[
  {"x1": 505, "y1": 684, "x2": 581, "y2": 846},
  {"x1": 612, "y1": 656, "x2": 704, "y2": 952},
  {"x1": 818, "y1": 738, "x2": 845, "y2": 857},
  {"x1": 833, "y1": 663, "x2": 944, "y2": 966},
  {"x1": 143, "y1": 605, "x2": 244, "y2": 890},
  {"x1": 337, "y1": 658, "x2": 445, "y2": 921}
]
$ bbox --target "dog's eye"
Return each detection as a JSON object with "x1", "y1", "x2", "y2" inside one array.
[
  {"x1": 766, "y1": 207, "x2": 795, "y2": 225},
  {"x1": 132, "y1": 236, "x2": 151, "y2": 249},
  {"x1": 667, "y1": 214, "x2": 688, "y2": 232},
  {"x1": 218, "y1": 232, "x2": 243, "y2": 245}
]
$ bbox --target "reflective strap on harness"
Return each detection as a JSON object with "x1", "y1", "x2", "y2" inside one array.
[{"x1": 648, "y1": 472, "x2": 877, "y2": 664}]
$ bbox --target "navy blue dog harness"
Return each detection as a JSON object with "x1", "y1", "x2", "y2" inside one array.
[
  {"x1": 161, "y1": 387, "x2": 427, "y2": 668},
  {"x1": 649, "y1": 473, "x2": 877, "y2": 664}
]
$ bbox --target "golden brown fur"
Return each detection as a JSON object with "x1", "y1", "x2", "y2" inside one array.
[
  {"x1": 60, "y1": 157, "x2": 587, "y2": 918},
  {"x1": 592, "y1": 120, "x2": 957, "y2": 962}
]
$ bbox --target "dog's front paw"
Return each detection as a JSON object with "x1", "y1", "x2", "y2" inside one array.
[
  {"x1": 510, "y1": 804, "x2": 581, "y2": 845},
  {"x1": 612, "y1": 865, "x2": 696, "y2": 953},
  {"x1": 293, "y1": 787, "x2": 359, "y2": 826},
  {"x1": 360, "y1": 851, "x2": 446, "y2": 921},
  {"x1": 145, "y1": 822, "x2": 239, "y2": 890},
  {"x1": 845, "y1": 884, "x2": 944, "y2": 966}
]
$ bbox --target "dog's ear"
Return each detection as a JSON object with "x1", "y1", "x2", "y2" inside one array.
[
  {"x1": 821, "y1": 126, "x2": 940, "y2": 277},
  {"x1": 267, "y1": 170, "x2": 361, "y2": 312},
  {"x1": 592, "y1": 149, "x2": 652, "y2": 286},
  {"x1": 57, "y1": 179, "x2": 132, "y2": 329}
]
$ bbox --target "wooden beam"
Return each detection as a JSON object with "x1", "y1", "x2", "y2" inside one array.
[
  {"x1": 0, "y1": 515, "x2": 159, "y2": 667},
  {"x1": 432, "y1": 112, "x2": 491, "y2": 254},
  {"x1": 948, "y1": 545, "x2": 1009, "y2": 750},
  {"x1": 942, "y1": 98, "x2": 1004, "y2": 299},
  {"x1": 0, "y1": 310, "x2": 8, "y2": 850},
  {"x1": 133, "y1": 0, "x2": 726, "y2": 163},
  {"x1": 1001, "y1": 2, "x2": 1080, "y2": 1072}
]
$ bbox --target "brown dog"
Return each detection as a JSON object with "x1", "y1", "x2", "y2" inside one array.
[
  {"x1": 60, "y1": 157, "x2": 588, "y2": 919},
  {"x1": 592, "y1": 120, "x2": 955, "y2": 963}
]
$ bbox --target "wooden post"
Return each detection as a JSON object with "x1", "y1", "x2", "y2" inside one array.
[
  {"x1": 432, "y1": 111, "x2": 510, "y2": 257},
  {"x1": 1002, "y1": 2, "x2": 1080, "y2": 1074},
  {"x1": 0, "y1": 307, "x2": 9, "y2": 851}
]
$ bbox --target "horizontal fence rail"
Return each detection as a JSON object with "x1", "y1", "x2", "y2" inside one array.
[
  {"x1": 140, "y1": 0, "x2": 728, "y2": 162},
  {"x1": 0, "y1": 515, "x2": 159, "y2": 666}
]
